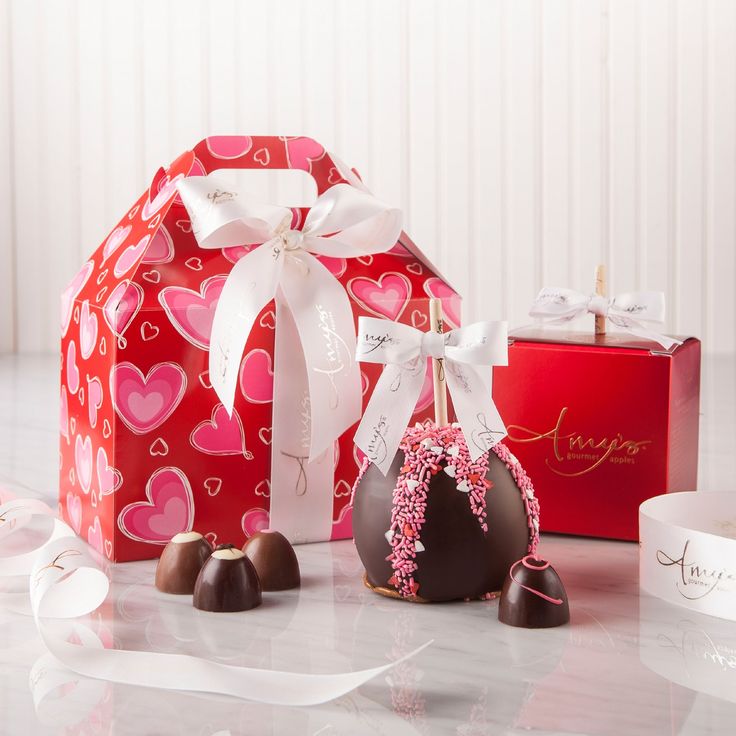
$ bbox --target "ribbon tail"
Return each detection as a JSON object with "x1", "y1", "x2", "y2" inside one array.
[
  {"x1": 208, "y1": 242, "x2": 282, "y2": 416},
  {"x1": 608, "y1": 318, "x2": 682, "y2": 351},
  {"x1": 279, "y1": 253, "x2": 361, "y2": 461},
  {"x1": 354, "y1": 359, "x2": 425, "y2": 475},
  {"x1": 445, "y1": 360, "x2": 507, "y2": 461}
]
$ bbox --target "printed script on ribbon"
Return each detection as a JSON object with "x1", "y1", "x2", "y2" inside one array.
[
  {"x1": 529, "y1": 287, "x2": 682, "y2": 350},
  {"x1": 0, "y1": 498, "x2": 430, "y2": 706},
  {"x1": 353, "y1": 317, "x2": 509, "y2": 474},
  {"x1": 177, "y1": 176, "x2": 402, "y2": 542}
]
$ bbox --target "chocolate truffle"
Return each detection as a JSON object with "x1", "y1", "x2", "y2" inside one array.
[
  {"x1": 242, "y1": 531, "x2": 300, "y2": 591},
  {"x1": 155, "y1": 531, "x2": 212, "y2": 594},
  {"x1": 352, "y1": 421, "x2": 541, "y2": 602},
  {"x1": 498, "y1": 555, "x2": 569, "y2": 628},
  {"x1": 193, "y1": 544, "x2": 262, "y2": 612}
]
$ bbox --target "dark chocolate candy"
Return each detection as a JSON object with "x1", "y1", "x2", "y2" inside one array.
[
  {"x1": 353, "y1": 450, "x2": 531, "y2": 602},
  {"x1": 155, "y1": 531, "x2": 212, "y2": 595},
  {"x1": 193, "y1": 544, "x2": 262, "y2": 612},
  {"x1": 242, "y1": 531, "x2": 300, "y2": 591},
  {"x1": 498, "y1": 555, "x2": 570, "y2": 628}
]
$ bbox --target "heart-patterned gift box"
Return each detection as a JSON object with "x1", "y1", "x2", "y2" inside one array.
[{"x1": 59, "y1": 135, "x2": 460, "y2": 562}]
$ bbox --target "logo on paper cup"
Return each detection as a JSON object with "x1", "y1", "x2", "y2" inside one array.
[{"x1": 656, "y1": 540, "x2": 736, "y2": 601}]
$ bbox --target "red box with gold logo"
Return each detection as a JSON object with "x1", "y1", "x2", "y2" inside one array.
[{"x1": 492, "y1": 330, "x2": 701, "y2": 541}]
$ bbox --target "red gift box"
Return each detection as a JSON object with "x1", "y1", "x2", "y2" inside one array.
[
  {"x1": 58, "y1": 135, "x2": 460, "y2": 562},
  {"x1": 492, "y1": 330, "x2": 701, "y2": 541}
]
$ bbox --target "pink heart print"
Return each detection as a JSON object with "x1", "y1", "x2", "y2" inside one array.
[
  {"x1": 61, "y1": 260, "x2": 93, "y2": 336},
  {"x1": 111, "y1": 361, "x2": 187, "y2": 434},
  {"x1": 87, "y1": 516, "x2": 104, "y2": 555},
  {"x1": 66, "y1": 492, "x2": 82, "y2": 534},
  {"x1": 348, "y1": 272, "x2": 412, "y2": 321},
  {"x1": 102, "y1": 224, "x2": 132, "y2": 262},
  {"x1": 205, "y1": 135, "x2": 253, "y2": 159},
  {"x1": 284, "y1": 136, "x2": 325, "y2": 172},
  {"x1": 103, "y1": 281, "x2": 143, "y2": 337},
  {"x1": 118, "y1": 466, "x2": 194, "y2": 544},
  {"x1": 66, "y1": 340, "x2": 80, "y2": 395},
  {"x1": 190, "y1": 404, "x2": 248, "y2": 456},
  {"x1": 114, "y1": 234, "x2": 151, "y2": 278},
  {"x1": 331, "y1": 503, "x2": 353, "y2": 541},
  {"x1": 87, "y1": 376, "x2": 103, "y2": 428},
  {"x1": 97, "y1": 446, "x2": 122, "y2": 496},
  {"x1": 241, "y1": 507, "x2": 270, "y2": 538},
  {"x1": 159, "y1": 275, "x2": 227, "y2": 350},
  {"x1": 141, "y1": 225, "x2": 174, "y2": 264},
  {"x1": 239, "y1": 348, "x2": 274, "y2": 404},
  {"x1": 222, "y1": 244, "x2": 257, "y2": 265},
  {"x1": 79, "y1": 300, "x2": 98, "y2": 359},
  {"x1": 141, "y1": 173, "x2": 185, "y2": 221},
  {"x1": 60, "y1": 386, "x2": 69, "y2": 440},
  {"x1": 423, "y1": 277, "x2": 461, "y2": 328},
  {"x1": 75, "y1": 433, "x2": 93, "y2": 494},
  {"x1": 315, "y1": 255, "x2": 347, "y2": 279}
]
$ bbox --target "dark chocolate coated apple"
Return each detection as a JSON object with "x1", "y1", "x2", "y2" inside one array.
[
  {"x1": 242, "y1": 530, "x2": 300, "y2": 591},
  {"x1": 352, "y1": 422, "x2": 540, "y2": 602},
  {"x1": 155, "y1": 531, "x2": 212, "y2": 594},
  {"x1": 193, "y1": 544, "x2": 262, "y2": 612}
]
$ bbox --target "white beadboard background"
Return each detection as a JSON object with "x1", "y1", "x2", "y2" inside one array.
[{"x1": 0, "y1": 0, "x2": 734, "y2": 354}]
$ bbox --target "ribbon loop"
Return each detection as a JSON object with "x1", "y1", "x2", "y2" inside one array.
[
  {"x1": 354, "y1": 317, "x2": 508, "y2": 474},
  {"x1": 529, "y1": 286, "x2": 681, "y2": 350}
]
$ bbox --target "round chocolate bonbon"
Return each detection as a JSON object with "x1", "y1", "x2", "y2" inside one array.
[
  {"x1": 155, "y1": 531, "x2": 212, "y2": 595},
  {"x1": 352, "y1": 422, "x2": 540, "y2": 602},
  {"x1": 193, "y1": 544, "x2": 262, "y2": 612},
  {"x1": 498, "y1": 555, "x2": 570, "y2": 628},
  {"x1": 242, "y1": 531, "x2": 300, "y2": 591}
]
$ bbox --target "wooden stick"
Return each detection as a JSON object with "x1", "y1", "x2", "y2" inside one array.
[
  {"x1": 428, "y1": 298, "x2": 448, "y2": 427},
  {"x1": 594, "y1": 264, "x2": 606, "y2": 336}
]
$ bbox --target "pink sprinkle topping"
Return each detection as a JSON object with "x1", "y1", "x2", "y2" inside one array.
[{"x1": 351, "y1": 420, "x2": 541, "y2": 600}]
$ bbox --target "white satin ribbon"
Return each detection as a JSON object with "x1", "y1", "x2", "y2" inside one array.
[
  {"x1": 639, "y1": 492, "x2": 736, "y2": 622},
  {"x1": 529, "y1": 287, "x2": 682, "y2": 350},
  {"x1": 0, "y1": 498, "x2": 430, "y2": 705},
  {"x1": 177, "y1": 175, "x2": 402, "y2": 542},
  {"x1": 353, "y1": 318, "x2": 508, "y2": 474}
]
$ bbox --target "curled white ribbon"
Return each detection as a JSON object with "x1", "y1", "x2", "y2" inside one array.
[
  {"x1": 177, "y1": 176, "x2": 402, "y2": 462},
  {"x1": 0, "y1": 499, "x2": 430, "y2": 705},
  {"x1": 353, "y1": 317, "x2": 508, "y2": 474},
  {"x1": 529, "y1": 287, "x2": 682, "y2": 350},
  {"x1": 639, "y1": 491, "x2": 736, "y2": 623}
]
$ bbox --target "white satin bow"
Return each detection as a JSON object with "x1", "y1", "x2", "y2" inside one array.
[
  {"x1": 177, "y1": 175, "x2": 402, "y2": 461},
  {"x1": 353, "y1": 317, "x2": 509, "y2": 474},
  {"x1": 529, "y1": 287, "x2": 682, "y2": 350}
]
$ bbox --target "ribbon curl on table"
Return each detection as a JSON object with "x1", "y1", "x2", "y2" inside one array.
[
  {"x1": 353, "y1": 317, "x2": 508, "y2": 474},
  {"x1": 528, "y1": 287, "x2": 682, "y2": 350},
  {"x1": 177, "y1": 175, "x2": 402, "y2": 542},
  {"x1": 0, "y1": 498, "x2": 430, "y2": 705}
]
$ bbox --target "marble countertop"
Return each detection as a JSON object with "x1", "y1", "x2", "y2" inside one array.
[{"x1": 1, "y1": 354, "x2": 735, "y2": 736}]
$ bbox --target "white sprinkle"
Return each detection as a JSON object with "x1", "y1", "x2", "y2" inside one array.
[
  {"x1": 444, "y1": 464, "x2": 456, "y2": 478},
  {"x1": 415, "y1": 540, "x2": 425, "y2": 552},
  {"x1": 406, "y1": 479, "x2": 420, "y2": 491},
  {"x1": 384, "y1": 529, "x2": 394, "y2": 543},
  {"x1": 447, "y1": 445, "x2": 460, "y2": 457},
  {"x1": 431, "y1": 446, "x2": 443, "y2": 454},
  {"x1": 415, "y1": 422, "x2": 424, "y2": 429},
  {"x1": 457, "y1": 480, "x2": 471, "y2": 493},
  {"x1": 507, "y1": 451, "x2": 519, "y2": 465},
  {"x1": 451, "y1": 422, "x2": 461, "y2": 429},
  {"x1": 533, "y1": 518, "x2": 540, "y2": 530},
  {"x1": 525, "y1": 488, "x2": 535, "y2": 499},
  {"x1": 420, "y1": 438, "x2": 433, "y2": 448}
]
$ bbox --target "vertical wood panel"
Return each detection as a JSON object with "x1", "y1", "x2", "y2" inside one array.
[
  {"x1": 0, "y1": 0, "x2": 15, "y2": 351},
  {"x1": 2, "y1": 1, "x2": 735, "y2": 353},
  {"x1": 505, "y1": 0, "x2": 539, "y2": 324}
]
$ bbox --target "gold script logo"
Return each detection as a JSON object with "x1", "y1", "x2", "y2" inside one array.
[{"x1": 506, "y1": 407, "x2": 652, "y2": 477}]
